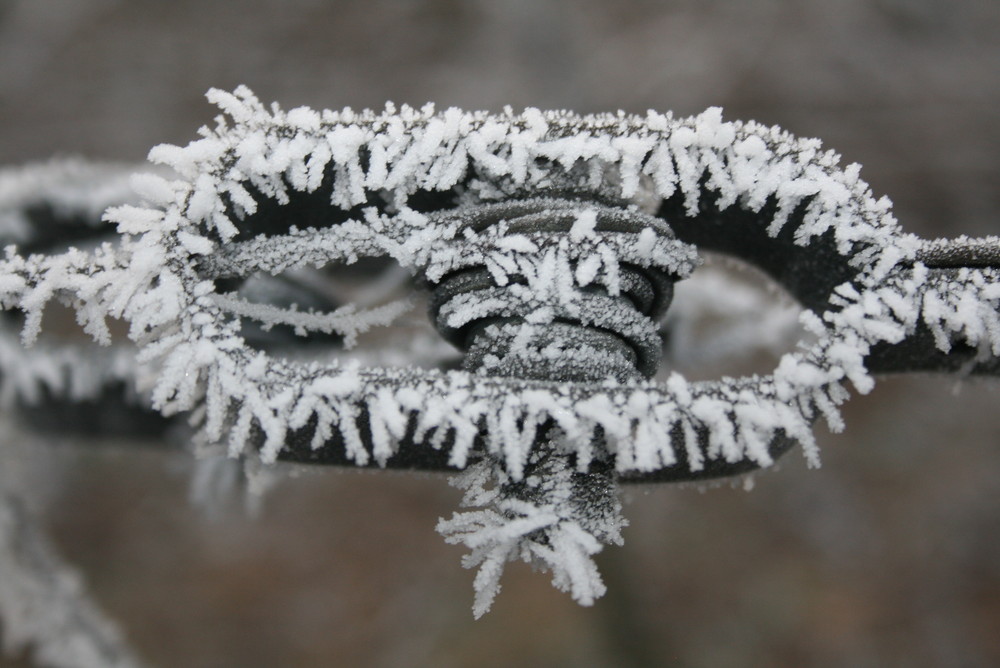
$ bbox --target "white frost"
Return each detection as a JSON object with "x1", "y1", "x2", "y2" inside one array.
[{"x1": 3, "y1": 89, "x2": 999, "y2": 617}]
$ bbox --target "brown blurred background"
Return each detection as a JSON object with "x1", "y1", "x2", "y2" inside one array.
[{"x1": 1, "y1": 0, "x2": 998, "y2": 666}]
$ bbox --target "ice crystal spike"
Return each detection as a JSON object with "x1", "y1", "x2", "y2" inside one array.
[
  {"x1": 1, "y1": 88, "x2": 998, "y2": 618},
  {"x1": 437, "y1": 448, "x2": 625, "y2": 618}
]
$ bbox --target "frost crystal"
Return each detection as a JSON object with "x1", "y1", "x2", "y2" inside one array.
[
  {"x1": 437, "y1": 447, "x2": 625, "y2": 618},
  {"x1": 0, "y1": 160, "x2": 163, "y2": 407},
  {"x1": 1, "y1": 89, "x2": 998, "y2": 616}
]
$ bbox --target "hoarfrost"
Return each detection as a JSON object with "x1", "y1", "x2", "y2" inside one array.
[
  {"x1": 0, "y1": 159, "x2": 164, "y2": 407},
  {"x1": 100, "y1": 86, "x2": 947, "y2": 480},
  {"x1": 2, "y1": 89, "x2": 999, "y2": 616},
  {"x1": 437, "y1": 449, "x2": 624, "y2": 618},
  {"x1": 211, "y1": 291, "x2": 411, "y2": 348}
]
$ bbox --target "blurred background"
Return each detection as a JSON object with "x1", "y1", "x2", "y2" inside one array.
[{"x1": 1, "y1": 0, "x2": 998, "y2": 666}]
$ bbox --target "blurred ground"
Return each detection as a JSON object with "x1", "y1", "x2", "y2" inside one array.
[{"x1": 1, "y1": 0, "x2": 998, "y2": 666}]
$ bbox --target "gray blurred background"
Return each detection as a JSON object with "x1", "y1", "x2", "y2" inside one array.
[{"x1": 1, "y1": 0, "x2": 998, "y2": 666}]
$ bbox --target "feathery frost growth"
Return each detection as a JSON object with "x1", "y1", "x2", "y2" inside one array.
[
  {"x1": 438, "y1": 448, "x2": 625, "y2": 618},
  {"x1": 0, "y1": 160, "x2": 162, "y2": 407},
  {"x1": 1, "y1": 88, "x2": 998, "y2": 616}
]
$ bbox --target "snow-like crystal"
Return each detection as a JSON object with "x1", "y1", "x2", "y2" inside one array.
[{"x1": 3, "y1": 89, "x2": 999, "y2": 617}]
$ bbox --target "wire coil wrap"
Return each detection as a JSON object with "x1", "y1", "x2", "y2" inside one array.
[{"x1": 427, "y1": 197, "x2": 690, "y2": 382}]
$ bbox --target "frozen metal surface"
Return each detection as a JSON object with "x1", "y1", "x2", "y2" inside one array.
[{"x1": 1, "y1": 1, "x2": 998, "y2": 666}]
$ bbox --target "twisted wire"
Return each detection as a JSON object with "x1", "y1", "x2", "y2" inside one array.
[{"x1": 426, "y1": 198, "x2": 685, "y2": 382}]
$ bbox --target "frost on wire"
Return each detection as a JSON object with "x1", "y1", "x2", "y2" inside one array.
[
  {"x1": 0, "y1": 160, "x2": 158, "y2": 408},
  {"x1": 1, "y1": 87, "x2": 999, "y2": 616}
]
